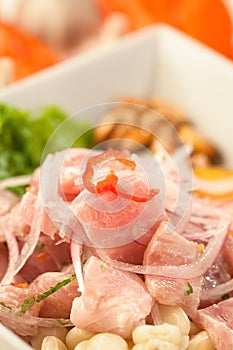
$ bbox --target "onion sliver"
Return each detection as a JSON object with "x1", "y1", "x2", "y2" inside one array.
[
  {"x1": 1, "y1": 196, "x2": 42, "y2": 284},
  {"x1": 70, "y1": 238, "x2": 84, "y2": 294},
  {"x1": 1, "y1": 216, "x2": 19, "y2": 284},
  {"x1": 0, "y1": 175, "x2": 31, "y2": 192},
  {"x1": 201, "y1": 278, "x2": 233, "y2": 301},
  {"x1": 98, "y1": 219, "x2": 229, "y2": 280}
]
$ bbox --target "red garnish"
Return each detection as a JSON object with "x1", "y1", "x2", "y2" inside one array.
[
  {"x1": 10, "y1": 282, "x2": 28, "y2": 289},
  {"x1": 84, "y1": 149, "x2": 159, "y2": 202},
  {"x1": 117, "y1": 188, "x2": 159, "y2": 202},
  {"x1": 36, "y1": 252, "x2": 47, "y2": 262},
  {"x1": 82, "y1": 149, "x2": 132, "y2": 194},
  {"x1": 96, "y1": 171, "x2": 118, "y2": 195},
  {"x1": 116, "y1": 157, "x2": 136, "y2": 170},
  {"x1": 96, "y1": 170, "x2": 159, "y2": 202}
]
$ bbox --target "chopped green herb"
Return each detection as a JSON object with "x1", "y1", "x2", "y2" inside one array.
[
  {"x1": 15, "y1": 296, "x2": 35, "y2": 317},
  {"x1": 184, "y1": 282, "x2": 193, "y2": 296},
  {"x1": 100, "y1": 264, "x2": 107, "y2": 272},
  {"x1": 221, "y1": 293, "x2": 230, "y2": 300},
  {"x1": 36, "y1": 274, "x2": 76, "y2": 303},
  {"x1": 61, "y1": 261, "x2": 69, "y2": 267},
  {"x1": 36, "y1": 243, "x2": 45, "y2": 250},
  {"x1": 56, "y1": 318, "x2": 71, "y2": 326},
  {"x1": 0, "y1": 301, "x2": 11, "y2": 310},
  {"x1": 16, "y1": 275, "x2": 76, "y2": 316}
]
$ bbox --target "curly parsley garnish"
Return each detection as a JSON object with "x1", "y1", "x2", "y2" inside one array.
[{"x1": 184, "y1": 282, "x2": 193, "y2": 296}]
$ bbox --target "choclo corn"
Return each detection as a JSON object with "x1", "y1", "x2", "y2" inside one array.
[
  {"x1": 41, "y1": 336, "x2": 68, "y2": 350},
  {"x1": 66, "y1": 327, "x2": 95, "y2": 350},
  {"x1": 187, "y1": 331, "x2": 215, "y2": 350},
  {"x1": 87, "y1": 333, "x2": 128, "y2": 350},
  {"x1": 180, "y1": 336, "x2": 189, "y2": 350},
  {"x1": 132, "y1": 338, "x2": 179, "y2": 350},
  {"x1": 31, "y1": 327, "x2": 68, "y2": 350},
  {"x1": 74, "y1": 340, "x2": 89, "y2": 350},
  {"x1": 159, "y1": 305, "x2": 190, "y2": 336},
  {"x1": 132, "y1": 324, "x2": 182, "y2": 345}
]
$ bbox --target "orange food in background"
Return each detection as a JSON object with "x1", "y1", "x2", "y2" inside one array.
[
  {"x1": 96, "y1": 0, "x2": 233, "y2": 58},
  {"x1": 180, "y1": 0, "x2": 232, "y2": 57},
  {"x1": 0, "y1": 22, "x2": 60, "y2": 81},
  {"x1": 194, "y1": 167, "x2": 233, "y2": 199}
]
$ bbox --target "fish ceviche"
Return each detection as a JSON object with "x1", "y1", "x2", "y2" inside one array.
[{"x1": 0, "y1": 143, "x2": 233, "y2": 350}]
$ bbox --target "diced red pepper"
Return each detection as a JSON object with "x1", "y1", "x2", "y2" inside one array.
[
  {"x1": 10, "y1": 282, "x2": 28, "y2": 289},
  {"x1": 96, "y1": 170, "x2": 118, "y2": 195}
]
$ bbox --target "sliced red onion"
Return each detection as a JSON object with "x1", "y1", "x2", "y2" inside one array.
[
  {"x1": 82, "y1": 148, "x2": 131, "y2": 194},
  {"x1": 201, "y1": 278, "x2": 233, "y2": 301},
  {"x1": 212, "y1": 198, "x2": 233, "y2": 230},
  {"x1": 1, "y1": 196, "x2": 42, "y2": 284},
  {"x1": 31, "y1": 317, "x2": 73, "y2": 328},
  {"x1": 82, "y1": 148, "x2": 159, "y2": 202},
  {"x1": 40, "y1": 152, "x2": 89, "y2": 245},
  {"x1": 97, "y1": 218, "x2": 229, "y2": 280},
  {"x1": 151, "y1": 302, "x2": 162, "y2": 325},
  {"x1": 0, "y1": 190, "x2": 19, "y2": 217},
  {"x1": 0, "y1": 305, "x2": 72, "y2": 334},
  {"x1": 70, "y1": 237, "x2": 84, "y2": 294},
  {"x1": 0, "y1": 175, "x2": 32, "y2": 191},
  {"x1": 1, "y1": 215, "x2": 19, "y2": 284}
]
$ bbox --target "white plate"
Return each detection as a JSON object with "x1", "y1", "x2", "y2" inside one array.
[{"x1": 0, "y1": 24, "x2": 233, "y2": 349}]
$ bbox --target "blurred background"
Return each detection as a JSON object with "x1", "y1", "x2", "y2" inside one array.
[
  {"x1": 1, "y1": 0, "x2": 233, "y2": 181},
  {"x1": 1, "y1": 0, "x2": 233, "y2": 88}
]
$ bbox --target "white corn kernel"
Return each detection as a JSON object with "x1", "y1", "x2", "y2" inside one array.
[
  {"x1": 180, "y1": 335, "x2": 189, "y2": 350},
  {"x1": 30, "y1": 327, "x2": 68, "y2": 350},
  {"x1": 74, "y1": 340, "x2": 89, "y2": 350},
  {"x1": 132, "y1": 324, "x2": 181, "y2": 345},
  {"x1": 87, "y1": 333, "x2": 128, "y2": 350},
  {"x1": 132, "y1": 338, "x2": 179, "y2": 350},
  {"x1": 41, "y1": 336, "x2": 68, "y2": 350},
  {"x1": 187, "y1": 331, "x2": 215, "y2": 350},
  {"x1": 66, "y1": 327, "x2": 95, "y2": 350},
  {"x1": 159, "y1": 305, "x2": 190, "y2": 335}
]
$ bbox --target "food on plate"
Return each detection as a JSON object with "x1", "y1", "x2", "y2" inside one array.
[
  {"x1": 0, "y1": 22, "x2": 59, "y2": 84},
  {"x1": 94, "y1": 97, "x2": 222, "y2": 167},
  {"x1": 0, "y1": 136, "x2": 233, "y2": 349}
]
